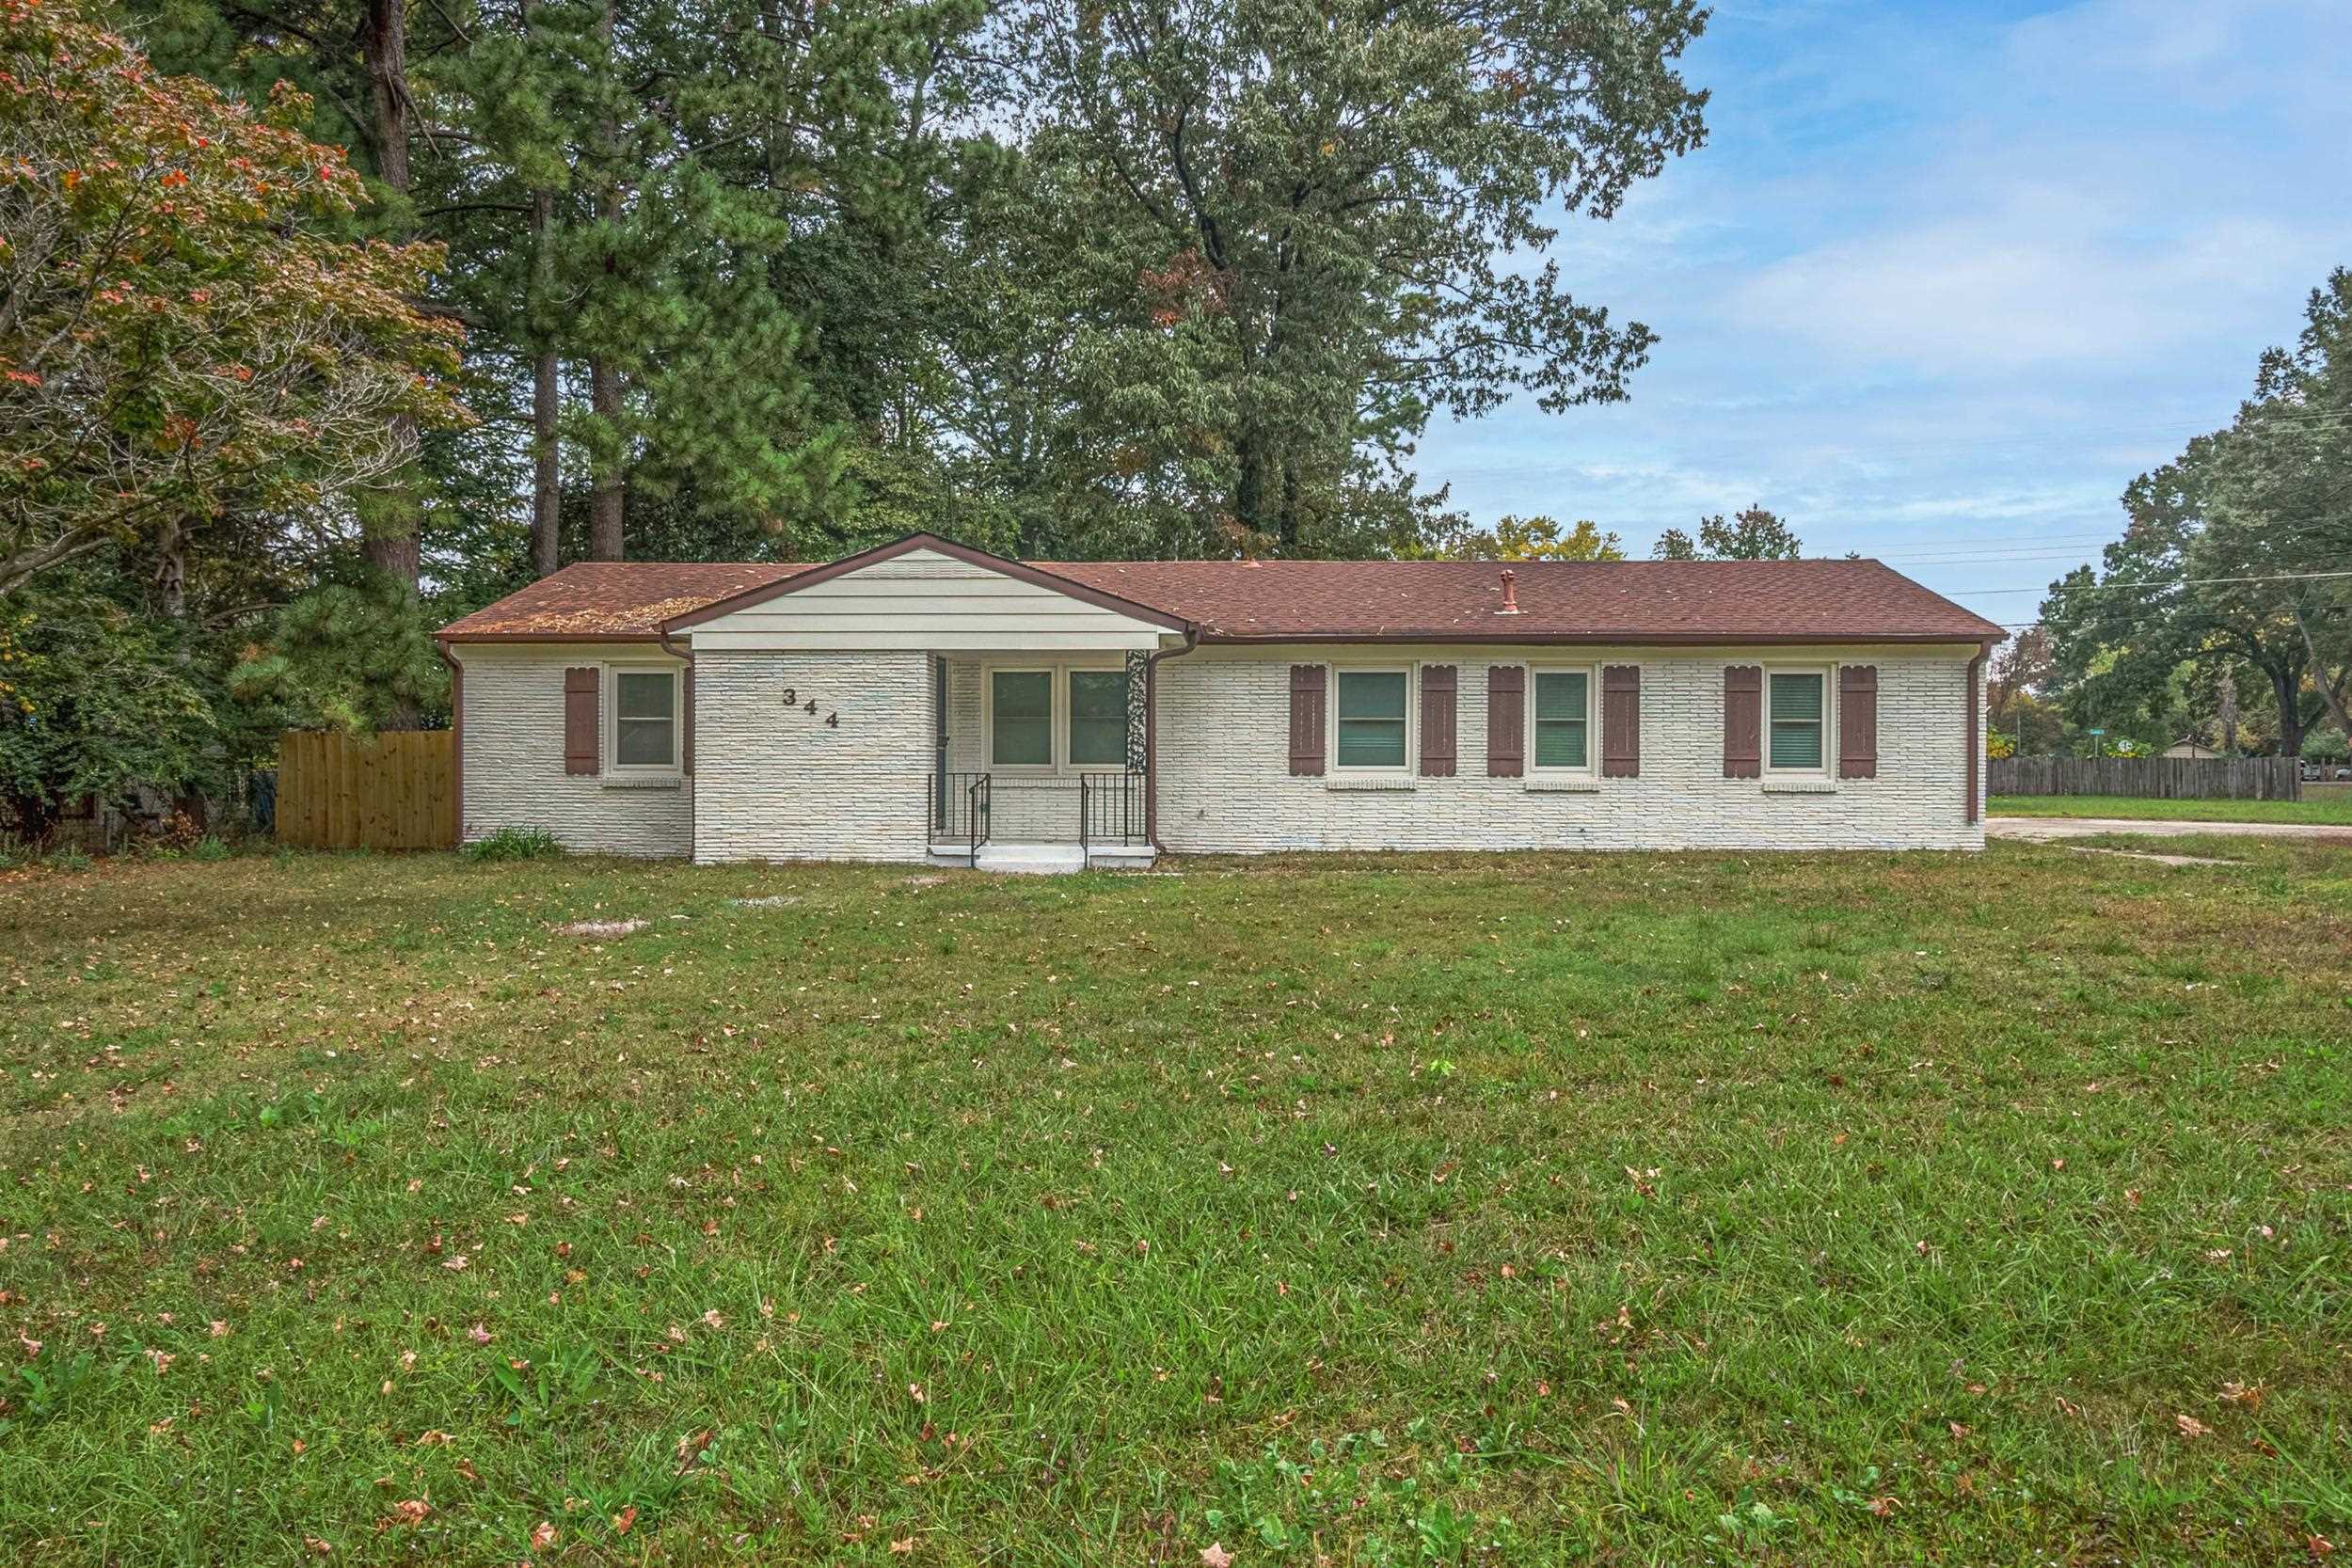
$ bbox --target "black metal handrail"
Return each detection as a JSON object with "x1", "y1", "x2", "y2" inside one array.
[
  {"x1": 930, "y1": 771, "x2": 993, "y2": 863},
  {"x1": 929, "y1": 771, "x2": 1143, "y2": 867},
  {"x1": 1078, "y1": 770, "x2": 1143, "y2": 865}
]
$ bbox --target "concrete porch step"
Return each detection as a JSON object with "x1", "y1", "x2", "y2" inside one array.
[{"x1": 925, "y1": 841, "x2": 1156, "y2": 874}]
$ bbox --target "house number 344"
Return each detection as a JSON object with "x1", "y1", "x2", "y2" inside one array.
[{"x1": 777, "y1": 689, "x2": 838, "y2": 727}]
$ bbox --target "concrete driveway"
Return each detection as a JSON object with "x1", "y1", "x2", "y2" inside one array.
[{"x1": 1989, "y1": 816, "x2": 2352, "y2": 844}]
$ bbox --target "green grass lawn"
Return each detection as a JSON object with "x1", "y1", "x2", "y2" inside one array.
[
  {"x1": 1991, "y1": 791, "x2": 2352, "y2": 825},
  {"x1": 3, "y1": 843, "x2": 2349, "y2": 1566}
]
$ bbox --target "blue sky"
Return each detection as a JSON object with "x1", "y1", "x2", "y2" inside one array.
[{"x1": 1414, "y1": 0, "x2": 2352, "y2": 629}]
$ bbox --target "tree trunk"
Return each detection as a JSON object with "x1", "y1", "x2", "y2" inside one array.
[
  {"x1": 362, "y1": 0, "x2": 410, "y2": 195},
  {"x1": 530, "y1": 184, "x2": 561, "y2": 578},
  {"x1": 525, "y1": 0, "x2": 563, "y2": 579},
  {"x1": 2292, "y1": 605, "x2": 2352, "y2": 743},
  {"x1": 2268, "y1": 661, "x2": 2307, "y2": 760},
  {"x1": 359, "y1": 0, "x2": 424, "y2": 601},
  {"x1": 586, "y1": 0, "x2": 626, "y2": 562},
  {"x1": 152, "y1": 515, "x2": 187, "y2": 621},
  {"x1": 2215, "y1": 668, "x2": 2238, "y2": 755},
  {"x1": 589, "y1": 355, "x2": 625, "y2": 561},
  {"x1": 534, "y1": 345, "x2": 563, "y2": 576}
]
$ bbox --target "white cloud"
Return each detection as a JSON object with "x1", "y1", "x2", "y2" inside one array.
[{"x1": 1731, "y1": 194, "x2": 2323, "y2": 374}]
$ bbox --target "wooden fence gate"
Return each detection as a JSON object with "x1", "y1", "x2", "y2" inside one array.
[
  {"x1": 276, "y1": 730, "x2": 456, "y2": 850},
  {"x1": 1988, "y1": 755, "x2": 2301, "y2": 801}
]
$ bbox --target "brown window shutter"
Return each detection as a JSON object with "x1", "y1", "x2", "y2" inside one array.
[
  {"x1": 1287, "y1": 664, "x2": 1327, "y2": 776},
  {"x1": 1600, "y1": 664, "x2": 1641, "y2": 777},
  {"x1": 1724, "y1": 665, "x2": 1762, "y2": 778},
  {"x1": 1839, "y1": 664, "x2": 1879, "y2": 779},
  {"x1": 681, "y1": 665, "x2": 694, "y2": 776},
  {"x1": 563, "y1": 666, "x2": 599, "y2": 775},
  {"x1": 1486, "y1": 664, "x2": 1524, "y2": 777},
  {"x1": 1419, "y1": 664, "x2": 1457, "y2": 777}
]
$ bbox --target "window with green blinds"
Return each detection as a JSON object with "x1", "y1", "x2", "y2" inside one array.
[
  {"x1": 1334, "y1": 671, "x2": 1407, "y2": 768},
  {"x1": 1768, "y1": 672, "x2": 1825, "y2": 769},
  {"x1": 990, "y1": 671, "x2": 1052, "y2": 766},
  {"x1": 613, "y1": 671, "x2": 677, "y2": 768},
  {"x1": 1068, "y1": 670, "x2": 1128, "y2": 766},
  {"x1": 1533, "y1": 670, "x2": 1589, "y2": 768}
]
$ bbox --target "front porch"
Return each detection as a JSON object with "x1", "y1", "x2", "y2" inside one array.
[
  {"x1": 923, "y1": 655, "x2": 1155, "y2": 870},
  {"x1": 925, "y1": 769, "x2": 1152, "y2": 871}
]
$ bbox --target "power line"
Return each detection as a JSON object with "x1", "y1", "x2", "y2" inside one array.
[{"x1": 1947, "y1": 566, "x2": 2352, "y2": 595}]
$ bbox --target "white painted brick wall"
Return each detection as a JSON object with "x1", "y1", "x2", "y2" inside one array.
[
  {"x1": 454, "y1": 644, "x2": 693, "y2": 857},
  {"x1": 691, "y1": 649, "x2": 933, "y2": 863},
  {"x1": 463, "y1": 641, "x2": 1981, "y2": 862},
  {"x1": 1153, "y1": 645, "x2": 1983, "y2": 853}
]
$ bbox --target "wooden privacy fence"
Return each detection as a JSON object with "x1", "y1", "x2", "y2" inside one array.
[
  {"x1": 276, "y1": 729, "x2": 456, "y2": 849},
  {"x1": 1989, "y1": 755, "x2": 2301, "y2": 801}
]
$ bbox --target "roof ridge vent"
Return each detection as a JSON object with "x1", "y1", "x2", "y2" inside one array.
[{"x1": 1495, "y1": 567, "x2": 1522, "y2": 615}]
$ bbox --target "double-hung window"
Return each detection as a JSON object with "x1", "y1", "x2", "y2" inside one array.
[
  {"x1": 1333, "y1": 669, "x2": 1409, "y2": 770},
  {"x1": 1531, "y1": 668, "x2": 1592, "y2": 771},
  {"x1": 1068, "y1": 670, "x2": 1129, "y2": 768},
  {"x1": 1767, "y1": 670, "x2": 1828, "y2": 772},
  {"x1": 988, "y1": 665, "x2": 1131, "y2": 770},
  {"x1": 610, "y1": 667, "x2": 680, "y2": 772},
  {"x1": 989, "y1": 670, "x2": 1055, "y2": 768}
]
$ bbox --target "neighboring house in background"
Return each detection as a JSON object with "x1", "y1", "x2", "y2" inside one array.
[
  {"x1": 2163, "y1": 738, "x2": 2222, "y2": 759},
  {"x1": 435, "y1": 532, "x2": 2007, "y2": 869}
]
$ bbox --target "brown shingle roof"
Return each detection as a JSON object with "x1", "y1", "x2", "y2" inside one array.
[
  {"x1": 1041, "y1": 558, "x2": 2005, "y2": 643},
  {"x1": 437, "y1": 562, "x2": 811, "y2": 641},
  {"x1": 438, "y1": 546, "x2": 2003, "y2": 645}
]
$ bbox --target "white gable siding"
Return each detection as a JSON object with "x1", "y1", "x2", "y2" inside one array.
[
  {"x1": 453, "y1": 643, "x2": 692, "y2": 857},
  {"x1": 686, "y1": 547, "x2": 1171, "y2": 652},
  {"x1": 1153, "y1": 644, "x2": 1980, "y2": 854},
  {"x1": 691, "y1": 649, "x2": 932, "y2": 863}
]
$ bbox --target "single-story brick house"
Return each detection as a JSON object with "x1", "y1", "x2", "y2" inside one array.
[{"x1": 435, "y1": 531, "x2": 2005, "y2": 869}]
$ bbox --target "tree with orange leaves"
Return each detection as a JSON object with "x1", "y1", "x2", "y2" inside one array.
[{"x1": 0, "y1": 0, "x2": 469, "y2": 604}]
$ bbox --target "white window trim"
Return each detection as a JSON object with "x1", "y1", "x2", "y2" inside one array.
[
  {"x1": 980, "y1": 661, "x2": 1127, "y2": 776},
  {"x1": 1527, "y1": 663, "x2": 1598, "y2": 777},
  {"x1": 604, "y1": 662, "x2": 682, "y2": 777},
  {"x1": 1762, "y1": 663, "x2": 1836, "y2": 778},
  {"x1": 1327, "y1": 663, "x2": 1415, "y2": 777}
]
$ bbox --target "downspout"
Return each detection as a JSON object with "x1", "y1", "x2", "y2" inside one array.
[
  {"x1": 435, "y1": 639, "x2": 464, "y2": 847},
  {"x1": 659, "y1": 626, "x2": 695, "y2": 855},
  {"x1": 1964, "y1": 640, "x2": 1990, "y2": 827},
  {"x1": 1143, "y1": 625, "x2": 1200, "y2": 853}
]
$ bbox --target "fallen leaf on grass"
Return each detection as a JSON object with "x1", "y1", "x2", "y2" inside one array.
[
  {"x1": 2174, "y1": 1414, "x2": 2212, "y2": 1439},
  {"x1": 1200, "y1": 1545, "x2": 1234, "y2": 1568},
  {"x1": 531, "y1": 1522, "x2": 558, "y2": 1551},
  {"x1": 612, "y1": 1505, "x2": 637, "y2": 1535}
]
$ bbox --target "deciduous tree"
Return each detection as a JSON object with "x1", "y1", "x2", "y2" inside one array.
[
  {"x1": 1653, "y1": 505, "x2": 1801, "y2": 561},
  {"x1": 1422, "y1": 515, "x2": 1625, "y2": 561},
  {"x1": 0, "y1": 0, "x2": 469, "y2": 600},
  {"x1": 1000, "y1": 0, "x2": 1708, "y2": 555}
]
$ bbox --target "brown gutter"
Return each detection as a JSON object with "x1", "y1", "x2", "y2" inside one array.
[
  {"x1": 437, "y1": 631, "x2": 668, "y2": 644},
  {"x1": 1196, "y1": 630, "x2": 2004, "y2": 647},
  {"x1": 1964, "y1": 640, "x2": 1991, "y2": 826},
  {"x1": 434, "y1": 641, "x2": 465, "y2": 847},
  {"x1": 1142, "y1": 626, "x2": 1201, "y2": 852}
]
